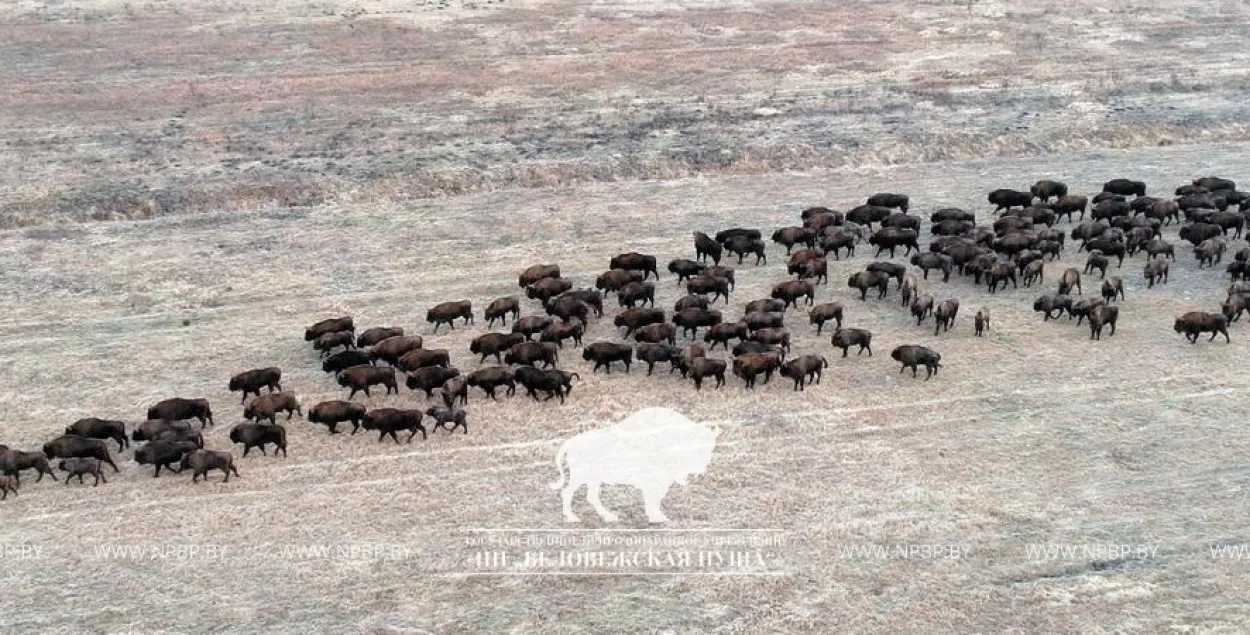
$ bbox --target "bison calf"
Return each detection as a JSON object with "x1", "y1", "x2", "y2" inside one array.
[{"x1": 58, "y1": 458, "x2": 107, "y2": 487}]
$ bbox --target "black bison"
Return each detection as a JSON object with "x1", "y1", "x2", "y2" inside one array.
[
  {"x1": 731, "y1": 351, "x2": 784, "y2": 389},
  {"x1": 322, "y1": 349, "x2": 373, "y2": 374},
  {"x1": 230, "y1": 423, "x2": 288, "y2": 457},
  {"x1": 668, "y1": 258, "x2": 707, "y2": 283},
  {"x1": 406, "y1": 366, "x2": 462, "y2": 398},
  {"x1": 911, "y1": 253, "x2": 953, "y2": 282},
  {"x1": 715, "y1": 228, "x2": 762, "y2": 243},
  {"x1": 1033, "y1": 294, "x2": 1072, "y2": 320},
  {"x1": 745, "y1": 298, "x2": 786, "y2": 315},
  {"x1": 442, "y1": 376, "x2": 471, "y2": 408},
  {"x1": 513, "y1": 315, "x2": 556, "y2": 340},
  {"x1": 974, "y1": 309, "x2": 990, "y2": 337},
  {"x1": 1222, "y1": 293, "x2": 1250, "y2": 323},
  {"x1": 425, "y1": 406, "x2": 469, "y2": 433},
  {"x1": 694, "y1": 231, "x2": 723, "y2": 264},
  {"x1": 634, "y1": 343, "x2": 682, "y2": 375},
  {"x1": 134, "y1": 440, "x2": 200, "y2": 477},
  {"x1": 228, "y1": 367, "x2": 282, "y2": 404},
  {"x1": 1103, "y1": 179, "x2": 1146, "y2": 197},
  {"x1": 672, "y1": 308, "x2": 723, "y2": 339},
  {"x1": 147, "y1": 398, "x2": 214, "y2": 428},
  {"x1": 846, "y1": 204, "x2": 892, "y2": 228},
  {"x1": 986, "y1": 261, "x2": 1019, "y2": 294},
  {"x1": 1088, "y1": 305, "x2": 1119, "y2": 340},
  {"x1": 243, "y1": 392, "x2": 302, "y2": 424},
  {"x1": 618, "y1": 281, "x2": 656, "y2": 309},
  {"x1": 1144, "y1": 258, "x2": 1170, "y2": 288},
  {"x1": 779, "y1": 354, "x2": 827, "y2": 391},
  {"x1": 0, "y1": 449, "x2": 59, "y2": 486},
  {"x1": 65, "y1": 418, "x2": 128, "y2": 451},
  {"x1": 181, "y1": 449, "x2": 240, "y2": 483},
  {"x1": 609, "y1": 252, "x2": 659, "y2": 280},
  {"x1": 0, "y1": 475, "x2": 14, "y2": 499},
  {"x1": 546, "y1": 295, "x2": 592, "y2": 324},
  {"x1": 484, "y1": 297, "x2": 522, "y2": 327},
  {"x1": 1195, "y1": 176, "x2": 1236, "y2": 192},
  {"x1": 743, "y1": 311, "x2": 785, "y2": 332},
  {"x1": 724, "y1": 236, "x2": 767, "y2": 265},
  {"x1": 42, "y1": 435, "x2": 120, "y2": 473},
  {"x1": 356, "y1": 326, "x2": 404, "y2": 348},
  {"x1": 541, "y1": 319, "x2": 586, "y2": 349},
  {"x1": 933, "y1": 299, "x2": 960, "y2": 335},
  {"x1": 847, "y1": 271, "x2": 890, "y2": 301},
  {"x1": 557, "y1": 289, "x2": 605, "y2": 317},
  {"x1": 771, "y1": 280, "x2": 815, "y2": 309},
  {"x1": 361, "y1": 408, "x2": 427, "y2": 443},
  {"x1": 505, "y1": 341, "x2": 560, "y2": 368},
  {"x1": 1101, "y1": 277, "x2": 1126, "y2": 303},
  {"x1": 772, "y1": 227, "x2": 817, "y2": 255},
  {"x1": 689, "y1": 357, "x2": 728, "y2": 390},
  {"x1": 704, "y1": 265, "x2": 737, "y2": 291},
  {"x1": 1085, "y1": 250, "x2": 1110, "y2": 279},
  {"x1": 519, "y1": 264, "x2": 561, "y2": 288},
  {"x1": 59, "y1": 458, "x2": 107, "y2": 487},
  {"x1": 427, "y1": 300, "x2": 474, "y2": 333},
  {"x1": 830, "y1": 327, "x2": 872, "y2": 358},
  {"x1": 911, "y1": 294, "x2": 935, "y2": 325},
  {"x1": 583, "y1": 342, "x2": 633, "y2": 374},
  {"x1": 988, "y1": 188, "x2": 1034, "y2": 212},
  {"x1": 869, "y1": 228, "x2": 920, "y2": 257},
  {"x1": 891, "y1": 345, "x2": 942, "y2": 379},
  {"x1": 1050, "y1": 195, "x2": 1088, "y2": 222},
  {"x1": 397, "y1": 348, "x2": 452, "y2": 371},
  {"x1": 467, "y1": 367, "x2": 516, "y2": 399},
  {"x1": 1174, "y1": 312, "x2": 1230, "y2": 344},
  {"x1": 371, "y1": 335, "x2": 425, "y2": 366},
  {"x1": 313, "y1": 330, "x2": 355, "y2": 358},
  {"x1": 686, "y1": 274, "x2": 730, "y2": 304},
  {"x1": 1031, "y1": 179, "x2": 1068, "y2": 202},
  {"x1": 808, "y1": 302, "x2": 844, "y2": 335},
  {"x1": 514, "y1": 367, "x2": 570, "y2": 402},
  {"x1": 1022, "y1": 259, "x2": 1045, "y2": 287},
  {"x1": 307, "y1": 400, "x2": 367, "y2": 434},
  {"x1": 614, "y1": 308, "x2": 665, "y2": 337},
  {"x1": 305, "y1": 316, "x2": 354, "y2": 342},
  {"x1": 132, "y1": 419, "x2": 202, "y2": 446},
  {"x1": 526, "y1": 277, "x2": 574, "y2": 306},
  {"x1": 337, "y1": 365, "x2": 398, "y2": 399},
  {"x1": 1179, "y1": 222, "x2": 1223, "y2": 246}
]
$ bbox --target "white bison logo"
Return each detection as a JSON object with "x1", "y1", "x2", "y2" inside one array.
[{"x1": 549, "y1": 407, "x2": 721, "y2": 523}]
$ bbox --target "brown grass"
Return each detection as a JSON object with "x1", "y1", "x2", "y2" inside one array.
[{"x1": 3, "y1": 0, "x2": 1250, "y2": 631}]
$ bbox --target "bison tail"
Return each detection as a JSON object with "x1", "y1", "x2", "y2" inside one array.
[{"x1": 548, "y1": 441, "x2": 571, "y2": 491}]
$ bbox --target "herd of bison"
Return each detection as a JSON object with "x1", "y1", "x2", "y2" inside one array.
[{"x1": 0, "y1": 174, "x2": 1246, "y2": 494}]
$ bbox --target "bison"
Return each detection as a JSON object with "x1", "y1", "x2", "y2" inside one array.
[
  {"x1": 505, "y1": 341, "x2": 560, "y2": 368},
  {"x1": 771, "y1": 280, "x2": 815, "y2": 309},
  {"x1": 42, "y1": 435, "x2": 119, "y2": 473},
  {"x1": 617, "y1": 281, "x2": 656, "y2": 309},
  {"x1": 513, "y1": 315, "x2": 555, "y2": 340},
  {"x1": 134, "y1": 440, "x2": 199, "y2": 477},
  {"x1": 911, "y1": 253, "x2": 953, "y2": 282},
  {"x1": 484, "y1": 296, "x2": 522, "y2": 327},
  {"x1": 892, "y1": 345, "x2": 942, "y2": 379},
  {"x1": 466, "y1": 367, "x2": 516, "y2": 399},
  {"x1": 686, "y1": 274, "x2": 730, "y2": 304},
  {"x1": 1033, "y1": 294, "x2": 1072, "y2": 321},
  {"x1": 634, "y1": 343, "x2": 682, "y2": 376},
  {"x1": 668, "y1": 258, "x2": 707, "y2": 283},
  {"x1": 396, "y1": 348, "x2": 451, "y2": 371},
  {"x1": 405, "y1": 366, "x2": 462, "y2": 398},
  {"x1": 779, "y1": 354, "x2": 827, "y2": 391},
  {"x1": 723, "y1": 236, "x2": 767, "y2": 265},
  {"x1": 933, "y1": 299, "x2": 960, "y2": 335},
  {"x1": 336, "y1": 365, "x2": 398, "y2": 399},
  {"x1": 731, "y1": 351, "x2": 784, "y2": 389},
  {"x1": 1031, "y1": 179, "x2": 1068, "y2": 202},
  {"x1": 442, "y1": 376, "x2": 470, "y2": 408},
  {"x1": 526, "y1": 277, "x2": 574, "y2": 306},
  {"x1": 672, "y1": 308, "x2": 723, "y2": 339},
  {"x1": 831, "y1": 327, "x2": 872, "y2": 358},
  {"x1": 427, "y1": 300, "x2": 473, "y2": 333},
  {"x1": 808, "y1": 302, "x2": 844, "y2": 335},
  {"x1": 583, "y1": 342, "x2": 633, "y2": 374},
  {"x1": 694, "y1": 231, "x2": 724, "y2": 264},
  {"x1": 1175, "y1": 311, "x2": 1230, "y2": 344},
  {"x1": 1103, "y1": 179, "x2": 1146, "y2": 198},
  {"x1": 0, "y1": 449, "x2": 59, "y2": 486},
  {"x1": 519, "y1": 264, "x2": 561, "y2": 288},
  {"x1": 147, "y1": 398, "x2": 213, "y2": 428},
  {"x1": 64, "y1": 418, "x2": 128, "y2": 451},
  {"x1": 59, "y1": 458, "x2": 107, "y2": 487},
  {"x1": 425, "y1": 406, "x2": 469, "y2": 433},
  {"x1": 1058, "y1": 268, "x2": 1082, "y2": 295},
  {"x1": 772, "y1": 227, "x2": 817, "y2": 255},
  {"x1": 634, "y1": 322, "x2": 678, "y2": 346},
  {"x1": 847, "y1": 271, "x2": 890, "y2": 301},
  {"x1": 305, "y1": 316, "x2": 354, "y2": 342},
  {"x1": 181, "y1": 449, "x2": 240, "y2": 483},
  {"x1": 868, "y1": 227, "x2": 919, "y2": 257},
  {"x1": 371, "y1": 335, "x2": 425, "y2": 366},
  {"x1": 228, "y1": 367, "x2": 282, "y2": 404},
  {"x1": 1088, "y1": 305, "x2": 1119, "y2": 340},
  {"x1": 322, "y1": 349, "x2": 373, "y2": 374},
  {"x1": 540, "y1": 319, "x2": 586, "y2": 349},
  {"x1": 1101, "y1": 277, "x2": 1126, "y2": 303},
  {"x1": 610, "y1": 252, "x2": 659, "y2": 280},
  {"x1": 356, "y1": 326, "x2": 405, "y2": 348},
  {"x1": 989, "y1": 188, "x2": 1034, "y2": 212},
  {"x1": 243, "y1": 392, "x2": 301, "y2": 424},
  {"x1": 614, "y1": 308, "x2": 665, "y2": 337},
  {"x1": 689, "y1": 357, "x2": 728, "y2": 390},
  {"x1": 361, "y1": 408, "x2": 427, "y2": 443},
  {"x1": 1144, "y1": 258, "x2": 1170, "y2": 288},
  {"x1": 313, "y1": 330, "x2": 355, "y2": 358},
  {"x1": 307, "y1": 400, "x2": 367, "y2": 434},
  {"x1": 230, "y1": 423, "x2": 288, "y2": 457}
]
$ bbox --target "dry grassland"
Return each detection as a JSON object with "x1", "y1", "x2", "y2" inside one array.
[{"x1": 2, "y1": 0, "x2": 1250, "y2": 633}]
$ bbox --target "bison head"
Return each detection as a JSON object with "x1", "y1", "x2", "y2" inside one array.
[{"x1": 229, "y1": 427, "x2": 244, "y2": 444}]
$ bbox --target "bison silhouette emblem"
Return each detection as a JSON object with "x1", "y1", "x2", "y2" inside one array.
[{"x1": 549, "y1": 407, "x2": 721, "y2": 523}]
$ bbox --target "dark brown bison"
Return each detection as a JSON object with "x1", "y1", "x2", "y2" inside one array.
[
  {"x1": 243, "y1": 392, "x2": 302, "y2": 424},
  {"x1": 1179, "y1": 222, "x2": 1223, "y2": 247},
  {"x1": 686, "y1": 274, "x2": 730, "y2": 304},
  {"x1": 672, "y1": 345, "x2": 707, "y2": 378},
  {"x1": 596, "y1": 268, "x2": 644, "y2": 295},
  {"x1": 745, "y1": 298, "x2": 786, "y2": 315},
  {"x1": 65, "y1": 418, "x2": 128, "y2": 451},
  {"x1": 0, "y1": 475, "x2": 15, "y2": 499},
  {"x1": 1022, "y1": 259, "x2": 1044, "y2": 287},
  {"x1": 634, "y1": 343, "x2": 682, "y2": 375},
  {"x1": 668, "y1": 258, "x2": 707, "y2": 283},
  {"x1": 689, "y1": 358, "x2": 727, "y2": 390},
  {"x1": 230, "y1": 423, "x2": 288, "y2": 457},
  {"x1": 1195, "y1": 237, "x2": 1228, "y2": 268},
  {"x1": 911, "y1": 253, "x2": 953, "y2": 282},
  {"x1": 847, "y1": 271, "x2": 890, "y2": 301},
  {"x1": 772, "y1": 226, "x2": 817, "y2": 255},
  {"x1": 1050, "y1": 195, "x2": 1088, "y2": 222},
  {"x1": 910, "y1": 294, "x2": 935, "y2": 325},
  {"x1": 1033, "y1": 294, "x2": 1072, "y2": 321},
  {"x1": 484, "y1": 297, "x2": 522, "y2": 327},
  {"x1": 42, "y1": 435, "x2": 120, "y2": 473},
  {"x1": 846, "y1": 204, "x2": 892, "y2": 228},
  {"x1": 519, "y1": 264, "x2": 561, "y2": 288},
  {"x1": 308, "y1": 400, "x2": 367, "y2": 434},
  {"x1": 672, "y1": 308, "x2": 723, "y2": 339},
  {"x1": 361, "y1": 408, "x2": 427, "y2": 443},
  {"x1": 1088, "y1": 305, "x2": 1119, "y2": 340},
  {"x1": 132, "y1": 419, "x2": 200, "y2": 446},
  {"x1": 618, "y1": 281, "x2": 656, "y2": 309},
  {"x1": 1058, "y1": 268, "x2": 1082, "y2": 295},
  {"x1": 609, "y1": 252, "x2": 659, "y2": 280},
  {"x1": 704, "y1": 265, "x2": 737, "y2": 290},
  {"x1": 526, "y1": 277, "x2": 574, "y2": 306},
  {"x1": 337, "y1": 365, "x2": 398, "y2": 399},
  {"x1": 634, "y1": 322, "x2": 678, "y2": 346},
  {"x1": 546, "y1": 295, "x2": 592, "y2": 324},
  {"x1": 614, "y1": 308, "x2": 665, "y2": 337},
  {"x1": 694, "y1": 231, "x2": 723, "y2": 264},
  {"x1": 1031, "y1": 179, "x2": 1068, "y2": 201},
  {"x1": 988, "y1": 188, "x2": 1033, "y2": 212},
  {"x1": 821, "y1": 230, "x2": 857, "y2": 260},
  {"x1": 805, "y1": 302, "x2": 845, "y2": 337},
  {"x1": 1195, "y1": 176, "x2": 1236, "y2": 192},
  {"x1": 732, "y1": 351, "x2": 784, "y2": 389},
  {"x1": 427, "y1": 300, "x2": 474, "y2": 333},
  {"x1": 405, "y1": 366, "x2": 462, "y2": 398},
  {"x1": 466, "y1": 367, "x2": 516, "y2": 399},
  {"x1": 505, "y1": 341, "x2": 560, "y2": 368},
  {"x1": 933, "y1": 299, "x2": 960, "y2": 335},
  {"x1": 891, "y1": 345, "x2": 942, "y2": 379},
  {"x1": 724, "y1": 236, "x2": 767, "y2": 265},
  {"x1": 147, "y1": 398, "x2": 213, "y2": 428},
  {"x1": 313, "y1": 330, "x2": 355, "y2": 357},
  {"x1": 743, "y1": 311, "x2": 784, "y2": 332},
  {"x1": 181, "y1": 449, "x2": 240, "y2": 483},
  {"x1": 1175, "y1": 312, "x2": 1229, "y2": 344},
  {"x1": 583, "y1": 342, "x2": 633, "y2": 373},
  {"x1": 513, "y1": 315, "x2": 555, "y2": 340},
  {"x1": 1144, "y1": 258, "x2": 1170, "y2": 288},
  {"x1": 59, "y1": 458, "x2": 107, "y2": 486},
  {"x1": 868, "y1": 192, "x2": 909, "y2": 212},
  {"x1": 557, "y1": 289, "x2": 605, "y2": 317},
  {"x1": 830, "y1": 327, "x2": 872, "y2": 358},
  {"x1": 397, "y1": 348, "x2": 451, "y2": 371},
  {"x1": 322, "y1": 349, "x2": 373, "y2": 374},
  {"x1": 749, "y1": 327, "x2": 791, "y2": 354},
  {"x1": 869, "y1": 228, "x2": 920, "y2": 257},
  {"x1": 305, "y1": 316, "x2": 354, "y2": 342},
  {"x1": 0, "y1": 449, "x2": 59, "y2": 486},
  {"x1": 1068, "y1": 298, "x2": 1105, "y2": 326},
  {"x1": 716, "y1": 228, "x2": 762, "y2": 243},
  {"x1": 779, "y1": 354, "x2": 827, "y2": 391},
  {"x1": 471, "y1": 332, "x2": 527, "y2": 363},
  {"x1": 974, "y1": 309, "x2": 990, "y2": 337},
  {"x1": 1101, "y1": 277, "x2": 1125, "y2": 303},
  {"x1": 134, "y1": 440, "x2": 199, "y2": 477},
  {"x1": 1084, "y1": 251, "x2": 1110, "y2": 279},
  {"x1": 442, "y1": 376, "x2": 470, "y2": 408},
  {"x1": 371, "y1": 335, "x2": 425, "y2": 366},
  {"x1": 771, "y1": 280, "x2": 815, "y2": 309},
  {"x1": 228, "y1": 367, "x2": 282, "y2": 404},
  {"x1": 540, "y1": 319, "x2": 586, "y2": 349},
  {"x1": 425, "y1": 406, "x2": 469, "y2": 433},
  {"x1": 356, "y1": 326, "x2": 405, "y2": 348},
  {"x1": 866, "y1": 261, "x2": 908, "y2": 287},
  {"x1": 1103, "y1": 179, "x2": 1146, "y2": 197},
  {"x1": 931, "y1": 208, "x2": 975, "y2": 223}
]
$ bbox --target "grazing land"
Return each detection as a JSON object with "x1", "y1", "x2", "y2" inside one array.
[{"x1": 2, "y1": 0, "x2": 1250, "y2": 633}]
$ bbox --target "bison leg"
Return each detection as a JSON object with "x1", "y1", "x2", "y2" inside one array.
[
  {"x1": 584, "y1": 482, "x2": 620, "y2": 523},
  {"x1": 241, "y1": 445, "x2": 251, "y2": 457}
]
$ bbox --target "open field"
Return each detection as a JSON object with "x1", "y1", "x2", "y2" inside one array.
[
  {"x1": 3, "y1": 145, "x2": 1250, "y2": 632},
  {"x1": 4, "y1": 0, "x2": 1250, "y2": 633}
]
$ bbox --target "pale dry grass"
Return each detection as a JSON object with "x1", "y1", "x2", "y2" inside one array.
[{"x1": 1, "y1": 144, "x2": 1250, "y2": 632}]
